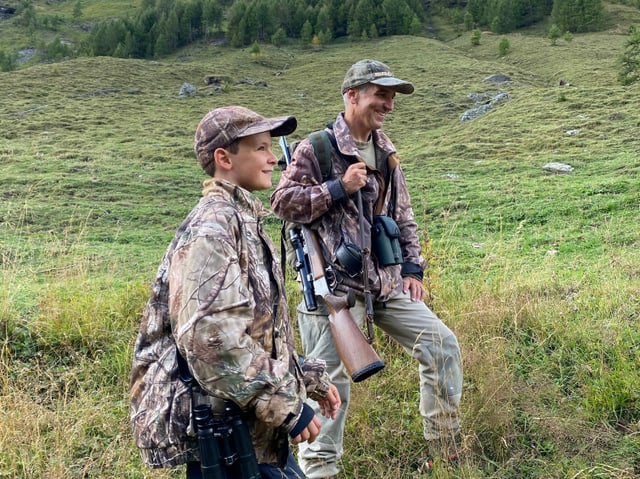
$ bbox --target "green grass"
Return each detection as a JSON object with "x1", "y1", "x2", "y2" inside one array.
[{"x1": 2, "y1": 3, "x2": 640, "y2": 478}]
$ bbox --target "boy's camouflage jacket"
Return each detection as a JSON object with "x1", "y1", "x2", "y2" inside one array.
[
  {"x1": 130, "y1": 179, "x2": 330, "y2": 468},
  {"x1": 271, "y1": 112, "x2": 427, "y2": 302}
]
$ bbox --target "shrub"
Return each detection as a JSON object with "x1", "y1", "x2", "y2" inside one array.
[
  {"x1": 498, "y1": 36, "x2": 510, "y2": 56},
  {"x1": 471, "y1": 28, "x2": 481, "y2": 46}
]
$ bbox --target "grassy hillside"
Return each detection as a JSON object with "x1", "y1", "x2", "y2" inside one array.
[{"x1": 2, "y1": 4, "x2": 640, "y2": 478}]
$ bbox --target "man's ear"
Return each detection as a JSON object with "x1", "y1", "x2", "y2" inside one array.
[
  {"x1": 213, "y1": 147, "x2": 233, "y2": 171},
  {"x1": 345, "y1": 88, "x2": 359, "y2": 104}
]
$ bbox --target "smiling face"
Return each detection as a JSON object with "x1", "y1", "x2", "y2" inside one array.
[
  {"x1": 345, "y1": 83, "x2": 396, "y2": 141},
  {"x1": 215, "y1": 131, "x2": 277, "y2": 192}
]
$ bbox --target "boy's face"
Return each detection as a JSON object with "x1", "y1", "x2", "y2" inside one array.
[{"x1": 225, "y1": 131, "x2": 278, "y2": 192}]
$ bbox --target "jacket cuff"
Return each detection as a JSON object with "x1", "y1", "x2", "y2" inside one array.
[
  {"x1": 401, "y1": 262, "x2": 423, "y2": 280},
  {"x1": 286, "y1": 403, "x2": 315, "y2": 438},
  {"x1": 327, "y1": 178, "x2": 347, "y2": 202},
  {"x1": 300, "y1": 357, "x2": 330, "y2": 401}
]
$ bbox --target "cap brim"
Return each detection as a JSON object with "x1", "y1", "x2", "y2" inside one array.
[
  {"x1": 370, "y1": 77, "x2": 415, "y2": 94},
  {"x1": 240, "y1": 115, "x2": 297, "y2": 139}
]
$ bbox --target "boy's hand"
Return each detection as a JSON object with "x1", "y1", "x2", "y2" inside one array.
[{"x1": 291, "y1": 416, "x2": 322, "y2": 444}]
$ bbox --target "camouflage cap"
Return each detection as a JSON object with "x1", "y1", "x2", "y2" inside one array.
[
  {"x1": 194, "y1": 106, "x2": 297, "y2": 175},
  {"x1": 341, "y1": 59, "x2": 414, "y2": 95}
]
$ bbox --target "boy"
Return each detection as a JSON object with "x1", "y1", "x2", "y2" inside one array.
[{"x1": 131, "y1": 106, "x2": 340, "y2": 479}]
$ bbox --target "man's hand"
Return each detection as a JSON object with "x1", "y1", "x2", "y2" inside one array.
[
  {"x1": 317, "y1": 384, "x2": 341, "y2": 420},
  {"x1": 291, "y1": 416, "x2": 322, "y2": 444},
  {"x1": 403, "y1": 276, "x2": 425, "y2": 302},
  {"x1": 341, "y1": 162, "x2": 367, "y2": 194}
]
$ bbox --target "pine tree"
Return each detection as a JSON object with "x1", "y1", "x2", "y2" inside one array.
[
  {"x1": 498, "y1": 36, "x2": 510, "y2": 55},
  {"x1": 464, "y1": 11, "x2": 474, "y2": 31},
  {"x1": 347, "y1": 18, "x2": 361, "y2": 40},
  {"x1": 0, "y1": 50, "x2": 17, "y2": 72},
  {"x1": 470, "y1": 28, "x2": 481, "y2": 45},
  {"x1": 271, "y1": 27, "x2": 287, "y2": 47},
  {"x1": 618, "y1": 26, "x2": 640, "y2": 85},
  {"x1": 551, "y1": 0, "x2": 604, "y2": 33},
  {"x1": 250, "y1": 40, "x2": 261, "y2": 57},
  {"x1": 300, "y1": 20, "x2": 313, "y2": 45},
  {"x1": 73, "y1": 0, "x2": 83, "y2": 19},
  {"x1": 548, "y1": 23, "x2": 561, "y2": 45}
]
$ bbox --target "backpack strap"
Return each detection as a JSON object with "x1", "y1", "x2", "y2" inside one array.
[{"x1": 308, "y1": 130, "x2": 333, "y2": 182}]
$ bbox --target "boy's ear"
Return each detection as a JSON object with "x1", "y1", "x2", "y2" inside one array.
[{"x1": 213, "y1": 147, "x2": 233, "y2": 171}]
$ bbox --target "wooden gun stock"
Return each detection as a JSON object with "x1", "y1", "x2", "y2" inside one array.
[
  {"x1": 303, "y1": 227, "x2": 384, "y2": 383},
  {"x1": 323, "y1": 289, "x2": 385, "y2": 382}
]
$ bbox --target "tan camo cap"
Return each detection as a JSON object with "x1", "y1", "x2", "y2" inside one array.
[
  {"x1": 341, "y1": 59, "x2": 414, "y2": 95},
  {"x1": 194, "y1": 105, "x2": 297, "y2": 176}
]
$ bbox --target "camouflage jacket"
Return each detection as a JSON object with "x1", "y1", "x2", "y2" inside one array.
[
  {"x1": 271, "y1": 113, "x2": 426, "y2": 302},
  {"x1": 130, "y1": 179, "x2": 330, "y2": 468}
]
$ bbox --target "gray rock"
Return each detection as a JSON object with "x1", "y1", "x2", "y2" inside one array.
[
  {"x1": 179, "y1": 83, "x2": 196, "y2": 97},
  {"x1": 460, "y1": 91, "x2": 511, "y2": 122},
  {"x1": 543, "y1": 162, "x2": 573, "y2": 174},
  {"x1": 482, "y1": 74, "x2": 513, "y2": 84}
]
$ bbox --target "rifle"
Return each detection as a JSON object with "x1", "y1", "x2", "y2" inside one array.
[{"x1": 279, "y1": 136, "x2": 384, "y2": 383}]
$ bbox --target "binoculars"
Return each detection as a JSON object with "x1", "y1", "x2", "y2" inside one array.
[
  {"x1": 335, "y1": 215, "x2": 403, "y2": 275},
  {"x1": 193, "y1": 402, "x2": 261, "y2": 479}
]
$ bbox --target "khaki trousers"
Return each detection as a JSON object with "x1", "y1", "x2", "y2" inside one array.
[{"x1": 296, "y1": 291, "x2": 462, "y2": 478}]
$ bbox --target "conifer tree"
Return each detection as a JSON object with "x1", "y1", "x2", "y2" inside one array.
[
  {"x1": 73, "y1": 0, "x2": 83, "y2": 19},
  {"x1": 0, "y1": 50, "x2": 17, "y2": 72},
  {"x1": 618, "y1": 26, "x2": 640, "y2": 85},
  {"x1": 354, "y1": 0, "x2": 375, "y2": 34},
  {"x1": 369, "y1": 23, "x2": 378, "y2": 38},
  {"x1": 499, "y1": 36, "x2": 510, "y2": 55},
  {"x1": 272, "y1": 27, "x2": 287, "y2": 47},
  {"x1": 548, "y1": 23, "x2": 561, "y2": 45},
  {"x1": 300, "y1": 19, "x2": 313, "y2": 45},
  {"x1": 347, "y1": 18, "x2": 361, "y2": 40},
  {"x1": 464, "y1": 11, "x2": 474, "y2": 31},
  {"x1": 203, "y1": 0, "x2": 223, "y2": 35},
  {"x1": 471, "y1": 28, "x2": 481, "y2": 45},
  {"x1": 551, "y1": 0, "x2": 604, "y2": 33}
]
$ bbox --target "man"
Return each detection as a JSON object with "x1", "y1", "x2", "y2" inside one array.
[
  {"x1": 130, "y1": 106, "x2": 340, "y2": 479},
  {"x1": 271, "y1": 60, "x2": 463, "y2": 478}
]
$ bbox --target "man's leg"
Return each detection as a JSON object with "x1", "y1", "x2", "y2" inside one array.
[
  {"x1": 296, "y1": 300, "x2": 350, "y2": 479},
  {"x1": 352, "y1": 292, "x2": 462, "y2": 443}
]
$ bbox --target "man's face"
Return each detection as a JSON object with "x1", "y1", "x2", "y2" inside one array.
[
  {"x1": 226, "y1": 131, "x2": 277, "y2": 192},
  {"x1": 349, "y1": 84, "x2": 396, "y2": 133}
]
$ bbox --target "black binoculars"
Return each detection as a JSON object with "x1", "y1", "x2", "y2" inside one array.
[
  {"x1": 372, "y1": 215, "x2": 403, "y2": 266},
  {"x1": 193, "y1": 402, "x2": 261, "y2": 479}
]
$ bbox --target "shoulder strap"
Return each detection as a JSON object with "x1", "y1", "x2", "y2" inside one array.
[{"x1": 308, "y1": 130, "x2": 333, "y2": 181}]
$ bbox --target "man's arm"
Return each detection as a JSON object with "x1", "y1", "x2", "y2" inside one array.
[
  {"x1": 271, "y1": 140, "x2": 339, "y2": 225},
  {"x1": 392, "y1": 164, "x2": 427, "y2": 272}
]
